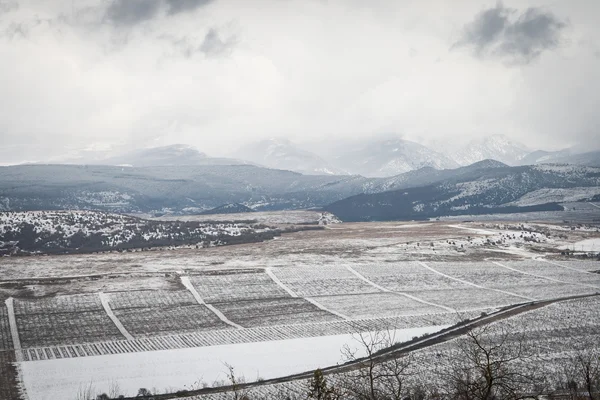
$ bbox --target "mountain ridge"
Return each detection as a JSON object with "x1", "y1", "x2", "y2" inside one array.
[
  {"x1": 324, "y1": 164, "x2": 600, "y2": 221},
  {"x1": 1, "y1": 161, "x2": 598, "y2": 218}
]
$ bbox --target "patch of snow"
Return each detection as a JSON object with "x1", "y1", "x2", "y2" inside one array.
[
  {"x1": 19, "y1": 326, "x2": 447, "y2": 399},
  {"x1": 560, "y1": 239, "x2": 600, "y2": 252}
]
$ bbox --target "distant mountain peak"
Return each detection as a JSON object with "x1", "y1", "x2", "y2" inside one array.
[
  {"x1": 450, "y1": 134, "x2": 529, "y2": 166},
  {"x1": 233, "y1": 139, "x2": 348, "y2": 176},
  {"x1": 327, "y1": 136, "x2": 459, "y2": 177}
]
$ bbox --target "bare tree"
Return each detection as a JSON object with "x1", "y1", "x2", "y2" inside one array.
[
  {"x1": 224, "y1": 363, "x2": 253, "y2": 400},
  {"x1": 561, "y1": 350, "x2": 600, "y2": 400},
  {"x1": 108, "y1": 380, "x2": 122, "y2": 399},
  {"x1": 339, "y1": 328, "x2": 414, "y2": 400},
  {"x1": 74, "y1": 381, "x2": 95, "y2": 400},
  {"x1": 440, "y1": 324, "x2": 544, "y2": 400}
]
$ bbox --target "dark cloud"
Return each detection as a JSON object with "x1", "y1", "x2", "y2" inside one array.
[
  {"x1": 165, "y1": 0, "x2": 213, "y2": 15},
  {"x1": 105, "y1": 0, "x2": 162, "y2": 25},
  {"x1": 199, "y1": 28, "x2": 236, "y2": 56},
  {"x1": 456, "y1": 3, "x2": 513, "y2": 54},
  {"x1": 500, "y1": 8, "x2": 566, "y2": 61},
  {"x1": 455, "y1": 2, "x2": 565, "y2": 63}
]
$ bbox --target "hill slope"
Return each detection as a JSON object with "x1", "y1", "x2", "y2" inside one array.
[
  {"x1": 0, "y1": 210, "x2": 277, "y2": 255},
  {"x1": 3, "y1": 162, "x2": 596, "y2": 217},
  {"x1": 324, "y1": 164, "x2": 600, "y2": 221},
  {"x1": 0, "y1": 164, "x2": 375, "y2": 214},
  {"x1": 91, "y1": 144, "x2": 252, "y2": 168}
]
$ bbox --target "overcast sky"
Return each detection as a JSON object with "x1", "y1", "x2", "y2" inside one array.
[{"x1": 0, "y1": 0, "x2": 598, "y2": 163}]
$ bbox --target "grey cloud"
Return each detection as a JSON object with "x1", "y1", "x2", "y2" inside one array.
[
  {"x1": 158, "y1": 28, "x2": 236, "y2": 58},
  {"x1": 0, "y1": 1, "x2": 18, "y2": 14},
  {"x1": 499, "y1": 8, "x2": 565, "y2": 61},
  {"x1": 165, "y1": 0, "x2": 213, "y2": 15},
  {"x1": 455, "y1": 2, "x2": 566, "y2": 63},
  {"x1": 199, "y1": 28, "x2": 236, "y2": 56},
  {"x1": 104, "y1": 0, "x2": 214, "y2": 26},
  {"x1": 456, "y1": 3, "x2": 513, "y2": 54},
  {"x1": 104, "y1": 0, "x2": 162, "y2": 26},
  {"x1": 4, "y1": 22, "x2": 27, "y2": 39}
]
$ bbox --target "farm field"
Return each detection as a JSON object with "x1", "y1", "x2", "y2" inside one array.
[
  {"x1": 0, "y1": 219, "x2": 599, "y2": 399},
  {"x1": 18, "y1": 326, "x2": 446, "y2": 400},
  {"x1": 179, "y1": 295, "x2": 600, "y2": 400},
  {"x1": 403, "y1": 295, "x2": 600, "y2": 387}
]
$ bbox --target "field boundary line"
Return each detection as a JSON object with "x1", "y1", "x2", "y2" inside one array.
[
  {"x1": 417, "y1": 261, "x2": 536, "y2": 301},
  {"x1": 397, "y1": 292, "x2": 456, "y2": 313},
  {"x1": 539, "y1": 259, "x2": 600, "y2": 276},
  {"x1": 345, "y1": 266, "x2": 391, "y2": 292},
  {"x1": 180, "y1": 276, "x2": 243, "y2": 329},
  {"x1": 265, "y1": 268, "x2": 298, "y2": 298},
  {"x1": 180, "y1": 276, "x2": 205, "y2": 304},
  {"x1": 304, "y1": 298, "x2": 351, "y2": 320},
  {"x1": 4, "y1": 297, "x2": 23, "y2": 362},
  {"x1": 204, "y1": 304, "x2": 243, "y2": 329},
  {"x1": 99, "y1": 293, "x2": 134, "y2": 341},
  {"x1": 588, "y1": 202, "x2": 600, "y2": 209},
  {"x1": 492, "y1": 261, "x2": 600, "y2": 290},
  {"x1": 346, "y1": 266, "x2": 455, "y2": 312}
]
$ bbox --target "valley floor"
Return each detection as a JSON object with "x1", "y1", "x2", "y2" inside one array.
[{"x1": 0, "y1": 218, "x2": 599, "y2": 399}]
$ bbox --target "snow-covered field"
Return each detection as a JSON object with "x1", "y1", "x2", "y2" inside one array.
[
  {"x1": 2, "y1": 220, "x2": 600, "y2": 400},
  {"x1": 561, "y1": 238, "x2": 600, "y2": 252},
  {"x1": 150, "y1": 210, "x2": 341, "y2": 225},
  {"x1": 19, "y1": 326, "x2": 446, "y2": 400}
]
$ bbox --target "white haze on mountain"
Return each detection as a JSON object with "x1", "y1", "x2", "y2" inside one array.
[{"x1": 448, "y1": 135, "x2": 531, "y2": 166}]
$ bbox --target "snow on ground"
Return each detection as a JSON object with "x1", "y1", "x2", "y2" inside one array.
[
  {"x1": 149, "y1": 210, "x2": 340, "y2": 225},
  {"x1": 19, "y1": 326, "x2": 446, "y2": 400},
  {"x1": 560, "y1": 238, "x2": 600, "y2": 252},
  {"x1": 446, "y1": 225, "x2": 495, "y2": 235}
]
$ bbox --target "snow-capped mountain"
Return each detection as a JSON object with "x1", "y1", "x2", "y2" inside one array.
[
  {"x1": 327, "y1": 136, "x2": 459, "y2": 177},
  {"x1": 450, "y1": 135, "x2": 530, "y2": 166},
  {"x1": 232, "y1": 138, "x2": 348, "y2": 175}
]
